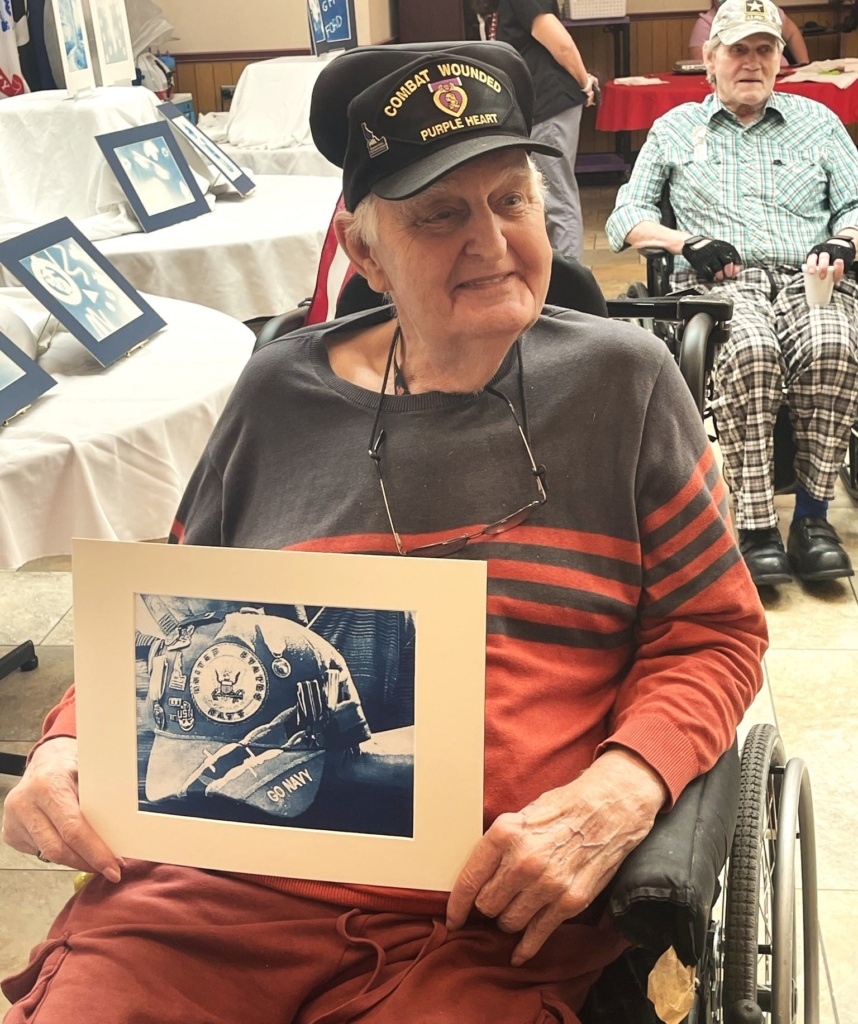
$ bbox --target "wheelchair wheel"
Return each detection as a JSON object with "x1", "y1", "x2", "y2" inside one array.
[
  {"x1": 677, "y1": 312, "x2": 711, "y2": 419},
  {"x1": 721, "y1": 724, "x2": 820, "y2": 1023},
  {"x1": 722, "y1": 724, "x2": 784, "y2": 1018}
]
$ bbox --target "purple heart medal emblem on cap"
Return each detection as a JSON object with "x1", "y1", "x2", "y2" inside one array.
[{"x1": 430, "y1": 77, "x2": 468, "y2": 118}]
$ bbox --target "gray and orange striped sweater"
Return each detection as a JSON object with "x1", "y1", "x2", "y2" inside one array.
[{"x1": 41, "y1": 306, "x2": 767, "y2": 916}]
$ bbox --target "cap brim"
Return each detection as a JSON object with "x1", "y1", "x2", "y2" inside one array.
[
  {"x1": 371, "y1": 134, "x2": 562, "y2": 202},
  {"x1": 145, "y1": 732, "x2": 216, "y2": 803}
]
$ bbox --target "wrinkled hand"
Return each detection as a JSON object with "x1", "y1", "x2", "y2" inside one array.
[
  {"x1": 681, "y1": 235, "x2": 742, "y2": 281},
  {"x1": 1, "y1": 737, "x2": 123, "y2": 881},
  {"x1": 446, "y1": 749, "x2": 667, "y2": 965},
  {"x1": 804, "y1": 236, "x2": 856, "y2": 284}
]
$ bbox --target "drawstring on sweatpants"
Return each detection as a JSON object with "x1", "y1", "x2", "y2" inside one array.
[{"x1": 307, "y1": 909, "x2": 448, "y2": 1024}]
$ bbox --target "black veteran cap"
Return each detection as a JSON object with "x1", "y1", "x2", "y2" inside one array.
[{"x1": 310, "y1": 41, "x2": 562, "y2": 211}]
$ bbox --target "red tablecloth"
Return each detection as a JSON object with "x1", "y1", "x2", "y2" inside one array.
[{"x1": 596, "y1": 72, "x2": 858, "y2": 131}]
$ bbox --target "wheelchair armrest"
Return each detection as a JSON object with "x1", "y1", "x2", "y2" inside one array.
[
  {"x1": 605, "y1": 296, "x2": 733, "y2": 325},
  {"x1": 639, "y1": 247, "x2": 672, "y2": 260},
  {"x1": 606, "y1": 741, "x2": 740, "y2": 966}
]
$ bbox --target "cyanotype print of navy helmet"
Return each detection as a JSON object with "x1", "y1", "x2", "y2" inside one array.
[{"x1": 142, "y1": 606, "x2": 371, "y2": 818}]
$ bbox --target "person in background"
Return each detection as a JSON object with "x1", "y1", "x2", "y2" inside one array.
[
  {"x1": 608, "y1": 0, "x2": 858, "y2": 589},
  {"x1": 690, "y1": 0, "x2": 810, "y2": 65},
  {"x1": 475, "y1": 0, "x2": 597, "y2": 262}
]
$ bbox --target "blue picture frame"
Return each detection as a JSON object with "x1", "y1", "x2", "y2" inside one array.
[
  {"x1": 157, "y1": 102, "x2": 256, "y2": 197},
  {"x1": 307, "y1": 0, "x2": 357, "y2": 56},
  {"x1": 96, "y1": 122, "x2": 211, "y2": 233},
  {"x1": 0, "y1": 219, "x2": 167, "y2": 368},
  {"x1": 0, "y1": 330, "x2": 57, "y2": 425}
]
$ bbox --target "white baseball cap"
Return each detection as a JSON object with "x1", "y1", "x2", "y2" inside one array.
[{"x1": 710, "y1": 0, "x2": 785, "y2": 47}]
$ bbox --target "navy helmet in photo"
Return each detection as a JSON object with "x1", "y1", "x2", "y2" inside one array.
[
  {"x1": 310, "y1": 41, "x2": 562, "y2": 211},
  {"x1": 143, "y1": 608, "x2": 371, "y2": 818}
]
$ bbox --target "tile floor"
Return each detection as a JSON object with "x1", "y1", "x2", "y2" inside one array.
[{"x1": 1, "y1": 182, "x2": 857, "y2": 1021}]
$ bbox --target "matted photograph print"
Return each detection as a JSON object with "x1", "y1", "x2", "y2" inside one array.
[
  {"x1": 157, "y1": 102, "x2": 256, "y2": 196},
  {"x1": 73, "y1": 541, "x2": 487, "y2": 890},
  {"x1": 0, "y1": 330, "x2": 57, "y2": 425},
  {"x1": 0, "y1": 218, "x2": 167, "y2": 367},
  {"x1": 96, "y1": 122, "x2": 210, "y2": 233},
  {"x1": 89, "y1": 0, "x2": 136, "y2": 85},
  {"x1": 49, "y1": 0, "x2": 96, "y2": 94}
]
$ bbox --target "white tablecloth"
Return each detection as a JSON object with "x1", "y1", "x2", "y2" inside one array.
[
  {"x1": 0, "y1": 288, "x2": 254, "y2": 570},
  {"x1": 0, "y1": 175, "x2": 343, "y2": 321},
  {"x1": 196, "y1": 57, "x2": 341, "y2": 180},
  {"x1": 227, "y1": 56, "x2": 328, "y2": 149},
  {"x1": 0, "y1": 87, "x2": 222, "y2": 242},
  {"x1": 219, "y1": 142, "x2": 340, "y2": 178},
  {"x1": 94, "y1": 175, "x2": 343, "y2": 320}
]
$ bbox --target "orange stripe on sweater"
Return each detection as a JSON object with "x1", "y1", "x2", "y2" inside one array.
[
  {"x1": 489, "y1": 558, "x2": 639, "y2": 605},
  {"x1": 645, "y1": 527, "x2": 738, "y2": 603},
  {"x1": 640, "y1": 447, "x2": 717, "y2": 536},
  {"x1": 644, "y1": 489, "x2": 725, "y2": 565},
  {"x1": 286, "y1": 526, "x2": 640, "y2": 563},
  {"x1": 487, "y1": 594, "x2": 632, "y2": 635}
]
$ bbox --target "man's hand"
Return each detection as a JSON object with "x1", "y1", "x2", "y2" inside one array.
[
  {"x1": 681, "y1": 235, "x2": 743, "y2": 281},
  {"x1": 805, "y1": 236, "x2": 856, "y2": 283},
  {"x1": 446, "y1": 749, "x2": 667, "y2": 965},
  {"x1": 1, "y1": 737, "x2": 123, "y2": 881}
]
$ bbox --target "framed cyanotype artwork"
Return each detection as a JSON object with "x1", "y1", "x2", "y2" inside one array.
[
  {"x1": 89, "y1": 0, "x2": 136, "y2": 86},
  {"x1": 157, "y1": 102, "x2": 256, "y2": 196},
  {"x1": 49, "y1": 0, "x2": 96, "y2": 95},
  {"x1": 73, "y1": 541, "x2": 487, "y2": 890},
  {"x1": 0, "y1": 218, "x2": 167, "y2": 367},
  {"x1": 307, "y1": 0, "x2": 358, "y2": 56},
  {"x1": 96, "y1": 122, "x2": 210, "y2": 233},
  {"x1": 0, "y1": 331, "x2": 57, "y2": 425}
]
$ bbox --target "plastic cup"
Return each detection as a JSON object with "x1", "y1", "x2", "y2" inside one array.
[{"x1": 803, "y1": 265, "x2": 835, "y2": 307}]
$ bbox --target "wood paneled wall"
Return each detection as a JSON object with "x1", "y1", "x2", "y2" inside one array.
[{"x1": 173, "y1": 53, "x2": 306, "y2": 115}]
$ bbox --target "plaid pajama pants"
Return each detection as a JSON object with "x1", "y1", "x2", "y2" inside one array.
[{"x1": 672, "y1": 266, "x2": 858, "y2": 530}]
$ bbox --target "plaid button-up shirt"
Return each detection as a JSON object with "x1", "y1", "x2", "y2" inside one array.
[{"x1": 606, "y1": 91, "x2": 858, "y2": 273}]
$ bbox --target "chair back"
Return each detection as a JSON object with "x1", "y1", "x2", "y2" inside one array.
[
  {"x1": 544, "y1": 252, "x2": 608, "y2": 317},
  {"x1": 305, "y1": 194, "x2": 356, "y2": 326}
]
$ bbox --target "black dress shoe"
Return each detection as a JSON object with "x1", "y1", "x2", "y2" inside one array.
[
  {"x1": 738, "y1": 527, "x2": 793, "y2": 587},
  {"x1": 787, "y1": 517, "x2": 854, "y2": 582}
]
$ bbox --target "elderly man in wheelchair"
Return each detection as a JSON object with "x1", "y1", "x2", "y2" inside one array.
[
  {"x1": 2, "y1": 39, "x2": 780, "y2": 1024},
  {"x1": 607, "y1": 0, "x2": 858, "y2": 590}
]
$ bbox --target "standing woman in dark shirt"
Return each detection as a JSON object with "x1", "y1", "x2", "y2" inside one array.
[{"x1": 477, "y1": 0, "x2": 596, "y2": 261}]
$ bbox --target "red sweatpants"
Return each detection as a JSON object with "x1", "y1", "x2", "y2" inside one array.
[{"x1": 2, "y1": 861, "x2": 627, "y2": 1023}]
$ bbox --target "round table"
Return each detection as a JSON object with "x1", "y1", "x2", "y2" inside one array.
[
  {"x1": 95, "y1": 175, "x2": 343, "y2": 321},
  {"x1": 0, "y1": 288, "x2": 254, "y2": 569}
]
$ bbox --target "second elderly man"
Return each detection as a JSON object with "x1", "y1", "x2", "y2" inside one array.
[{"x1": 607, "y1": 0, "x2": 858, "y2": 588}]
